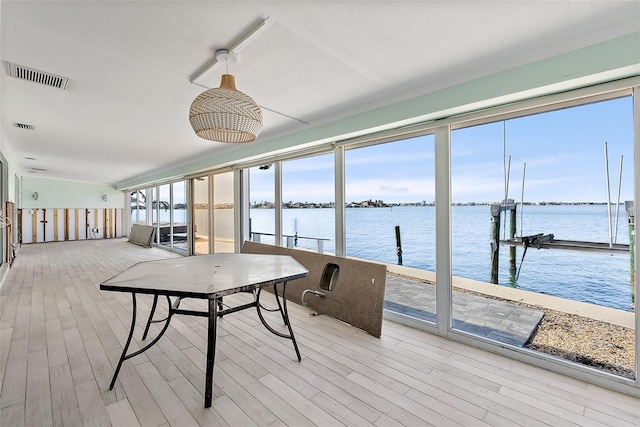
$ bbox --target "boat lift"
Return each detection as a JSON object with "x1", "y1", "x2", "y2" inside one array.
[
  {"x1": 500, "y1": 233, "x2": 630, "y2": 254},
  {"x1": 491, "y1": 201, "x2": 635, "y2": 303}
]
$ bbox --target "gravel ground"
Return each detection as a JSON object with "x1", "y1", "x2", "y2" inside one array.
[
  {"x1": 458, "y1": 287, "x2": 636, "y2": 379},
  {"x1": 526, "y1": 308, "x2": 635, "y2": 379},
  {"x1": 460, "y1": 290, "x2": 637, "y2": 379}
]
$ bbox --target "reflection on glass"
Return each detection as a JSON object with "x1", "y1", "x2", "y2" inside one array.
[{"x1": 130, "y1": 190, "x2": 147, "y2": 225}]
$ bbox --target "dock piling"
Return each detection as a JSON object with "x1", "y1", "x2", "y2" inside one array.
[
  {"x1": 509, "y1": 207, "x2": 517, "y2": 276},
  {"x1": 490, "y1": 205, "x2": 501, "y2": 284},
  {"x1": 395, "y1": 225, "x2": 403, "y2": 265},
  {"x1": 490, "y1": 201, "x2": 517, "y2": 284}
]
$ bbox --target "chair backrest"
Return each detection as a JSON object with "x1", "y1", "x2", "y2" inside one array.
[{"x1": 319, "y1": 263, "x2": 340, "y2": 291}]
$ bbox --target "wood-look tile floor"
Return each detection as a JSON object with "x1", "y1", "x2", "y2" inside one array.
[{"x1": 1, "y1": 239, "x2": 638, "y2": 426}]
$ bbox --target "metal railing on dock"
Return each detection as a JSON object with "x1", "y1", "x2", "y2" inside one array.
[{"x1": 250, "y1": 232, "x2": 330, "y2": 254}]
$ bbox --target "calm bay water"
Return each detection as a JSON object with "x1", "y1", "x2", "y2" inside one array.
[{"x1": 250, "y1": 205, "x2": 634, "y2": 312}]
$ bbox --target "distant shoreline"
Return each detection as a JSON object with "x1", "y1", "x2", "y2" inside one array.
[{"x1": 250, "y1": 201, "x2": 628, "y2": 208}]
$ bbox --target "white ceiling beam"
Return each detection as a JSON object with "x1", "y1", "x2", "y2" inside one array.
[{"x1": 190, "y1": 17, "x2": 274, "y2": 84}]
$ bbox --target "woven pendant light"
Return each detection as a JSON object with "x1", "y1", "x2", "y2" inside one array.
[{"x1": 189, "y1": 73, "x2": 263, "y2": 143}]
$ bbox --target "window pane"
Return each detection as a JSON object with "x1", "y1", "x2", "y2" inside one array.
[
  {"x1": 345, "y1": 135, "x2": 436, "y2": 323},
  {"x1": 130, "y1": 190, "x2": 147, "y2": 225},
  {"x1": 282, "y1": 154, "x2": 334, "y2": 254},
  {"x1": 157, "y1": 184, "x2": 171, "y2": 248},
  {"x1": 171, "y1": 181, "x2": 187, "y2": 253},
  {"x1": 193, "y1": 175, "x2": 210, "y2": 254},
  {"x1": 451, "y1": 96, "x2": 635, "y2": 379},
  {"x1": 249, "y1": 165, "x2": 276, "y2": 245},
  {"x1": 213, "y1": 172, "x2": 234, "y2": 253}
]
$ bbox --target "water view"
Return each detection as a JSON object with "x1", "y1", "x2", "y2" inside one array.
[
  {"x1": 144, "y1": 203, "x2": 633, "y2": 311},
  {"x1": 250, "y1": 204, "x2": 633, "y2": 312}
]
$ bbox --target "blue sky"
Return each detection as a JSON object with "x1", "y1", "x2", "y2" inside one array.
[
  {"x1": 452, "y1": 95, "x2": 634, "y2": 203},
  {"x1": 251, "y1": 95, "x2": 634, "y2": 204}
]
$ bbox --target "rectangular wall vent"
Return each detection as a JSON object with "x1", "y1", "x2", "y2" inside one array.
[
  {"x1": 4, "y1": 61, "x2": 69, "y2": 90},
  {"x1": 14, "y1": 122, "x2": 35, "y2": 130}
]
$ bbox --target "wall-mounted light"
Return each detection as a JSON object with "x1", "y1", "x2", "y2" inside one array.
[
  {"x1": 32, "y1": 192, "x2": 38, "y2": 200},
  {"x1": 102, "y1": 193, "x2": 108, "y2": 202}
]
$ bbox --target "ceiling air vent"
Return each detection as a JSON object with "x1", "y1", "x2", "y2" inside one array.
[
  {"x1": 4, "y1": 61, "x2": 69, "y2": 90},
  {"x1": 14, "y1": 122, "x2": 35, "y2": 130}
]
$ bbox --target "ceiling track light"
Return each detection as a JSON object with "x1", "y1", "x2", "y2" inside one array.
[{"x1": 188, "y1": 17, "x2": 308, "y2": 130}]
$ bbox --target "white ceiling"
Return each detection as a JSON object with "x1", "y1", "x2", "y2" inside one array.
[{"x1": 1, "y1": 1, "x2": 638, "y2": 187}]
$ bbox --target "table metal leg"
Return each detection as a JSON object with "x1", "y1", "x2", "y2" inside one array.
[
  {"x1": 256, "y1": 282, "x2": 301, "y2": 362},
  {"x1": 143, "y1": 295, "x2": 180, "y2": 340},
  {"x1": 280, "y1": 282, "x2": 301, "y2": 362},
  {"x1": 142, "y1": 294, "x2": 158, "y2": 340},
  {"x1": 109, "y1": 292, "x2": 138, "y2": 390},
  {"x1": 216, "y1": 297, "x2": 224, "y2": 317},
  {"x1": 204, "y1": 296, "x2": 218, "y2": 408},
  {"x1": 109, "y1": 293, "x2": 173, "y2": 390}
]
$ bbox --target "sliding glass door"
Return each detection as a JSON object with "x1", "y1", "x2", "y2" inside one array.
[
  {"x1": 193, "y1": 175, "x2": 210, "y2": 254},
  {"x1": 190, "y1": 171, "x2": 235, "y2": 254},
  {"x1": 213, "y1": 172, "x2": 234, "y2": 253}
]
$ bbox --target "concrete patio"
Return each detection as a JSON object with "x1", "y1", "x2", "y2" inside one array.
[{"x1": 384, "y1": 274, "x2": 545, "y2": 347}]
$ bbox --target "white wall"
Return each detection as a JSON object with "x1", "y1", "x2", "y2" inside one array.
[
  {"x1": 0, "y1": 128, "x2": 19, "y2": 203},
  {"x1": 21, "y1": 176, "x2": 124, "y2": 209}
]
